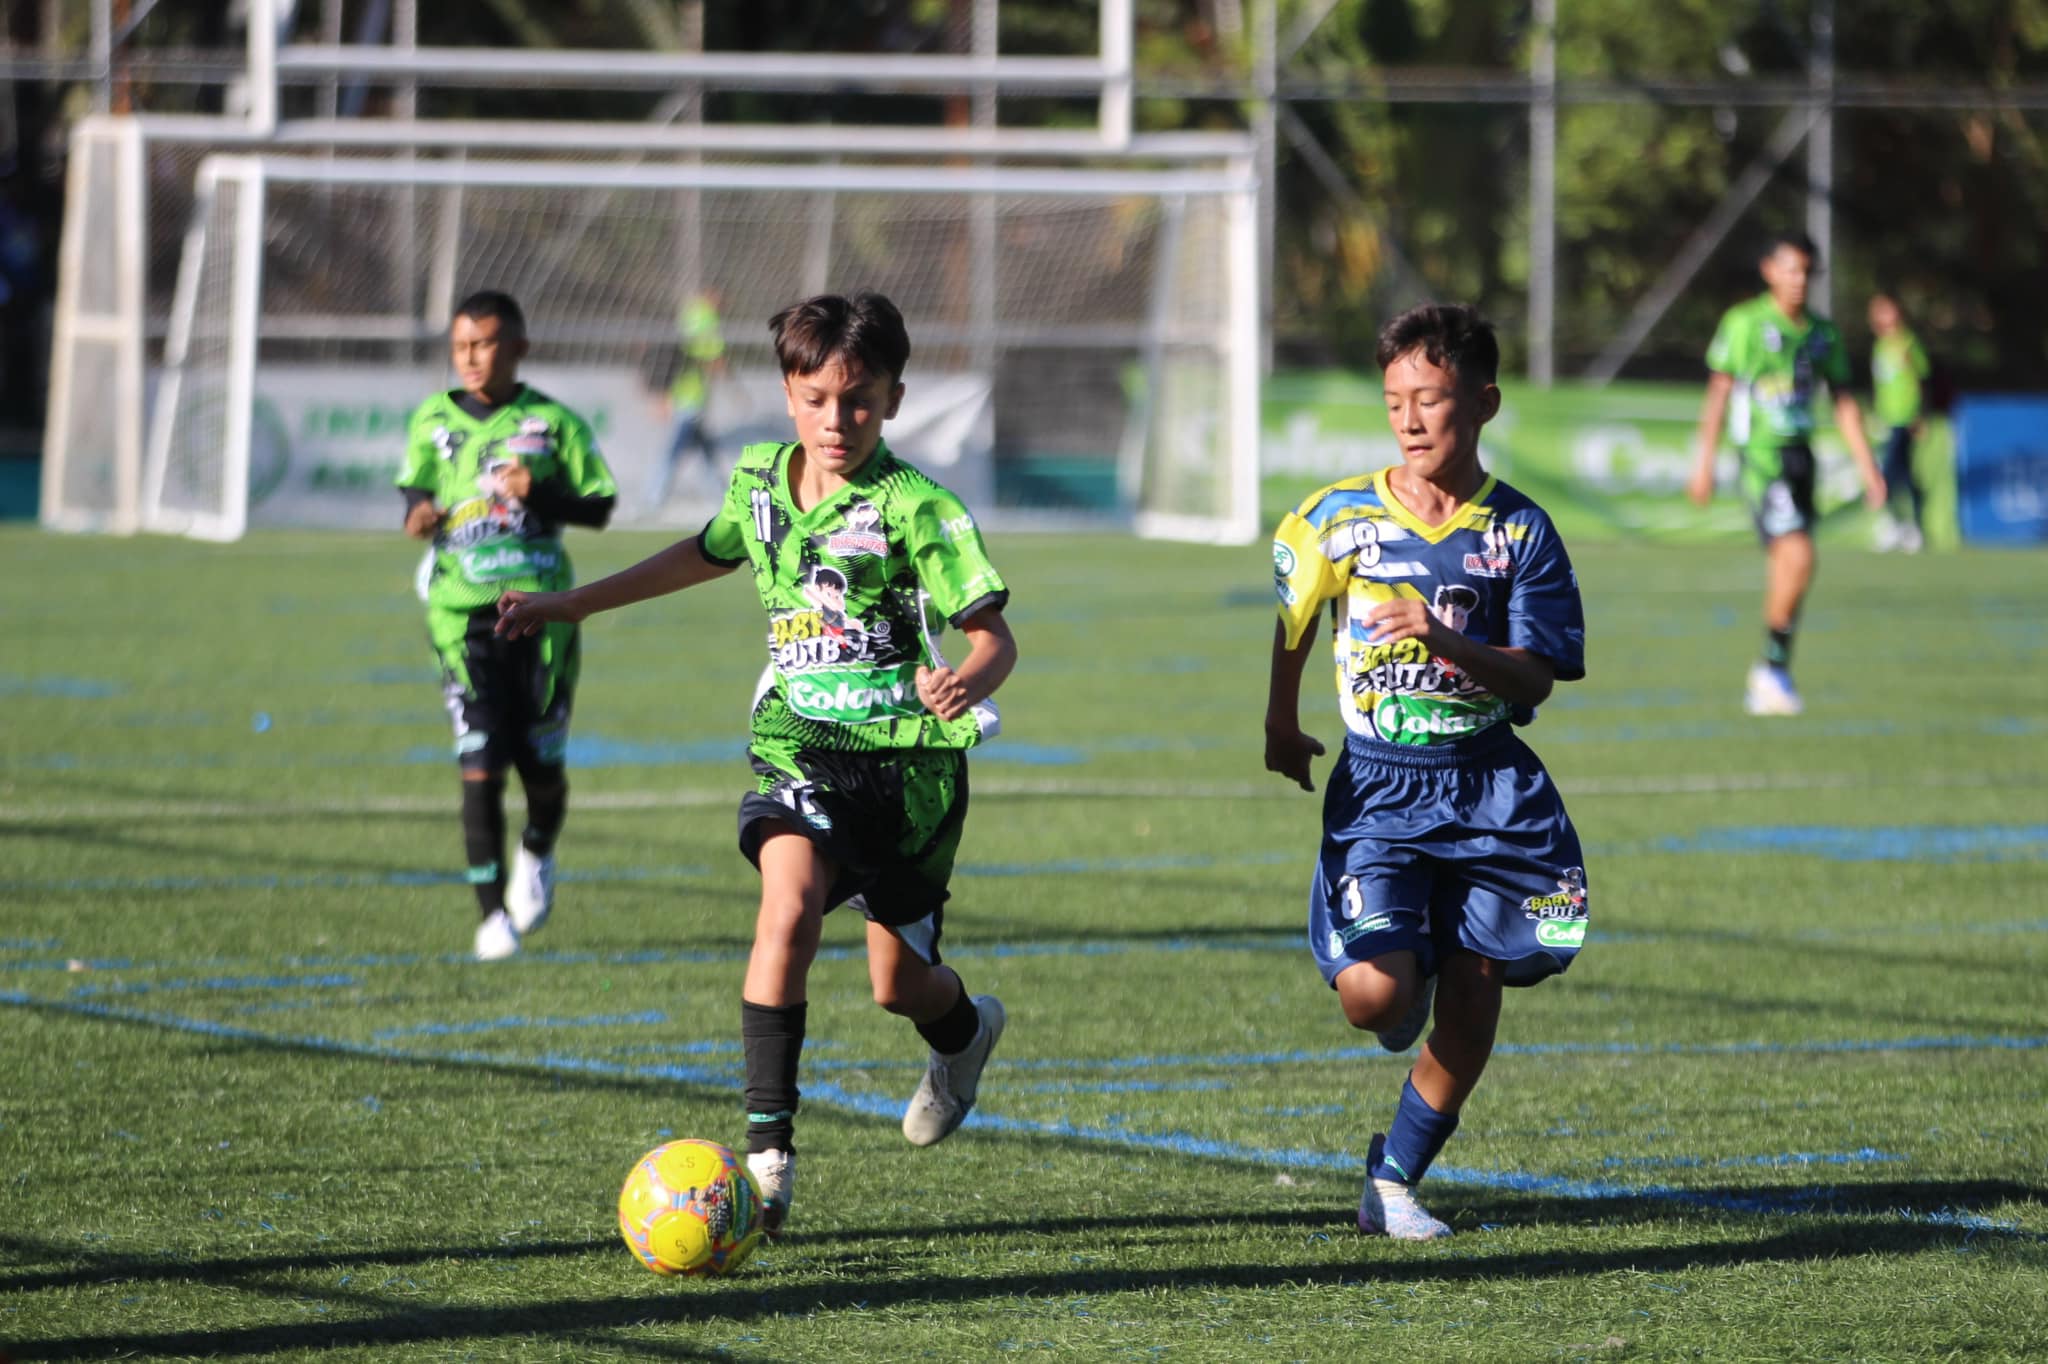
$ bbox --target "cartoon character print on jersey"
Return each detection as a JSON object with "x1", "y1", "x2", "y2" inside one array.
[
  {"x1": 1428, "y1": 584, "x2": 1481, "y2": 682},
  {"x1": 1344, "y1": 566, "x2": 1505, "y2": 746},
  {"x1": 766, "y1": 536, "x2": 911, "y2": 683}
]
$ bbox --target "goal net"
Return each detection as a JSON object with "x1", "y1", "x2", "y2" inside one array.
[{"x1": 52, "y1": 140, "x2": 1258, "y2": 543}]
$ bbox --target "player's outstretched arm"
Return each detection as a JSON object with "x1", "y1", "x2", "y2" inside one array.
[
  {"x1": 1834, "y1": 391, "x2": 1888, "y2": 509},
  {"x1": 496, "y1": 535, "x2": 736, "y2": 637},
  {"x1": 1264, "y1": 620, "x2": 1326, "y2": 792},
  {"x1": 1688, "y1": 371, "x2": 1734, "y2": 507},
  {"x1": 916, "y1": 606, "x2": 1016, "y2": 721}
]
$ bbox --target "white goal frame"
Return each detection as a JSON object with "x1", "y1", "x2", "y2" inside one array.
[{"x1": 132, "y1": 151, "x2": 1260, "y2": 544}]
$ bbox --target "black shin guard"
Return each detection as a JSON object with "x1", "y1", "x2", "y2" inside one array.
[
  {"x1": 740, "y1": 1000, "x2": 806, "y2": 1155},
  {"x1": 516, "y1": 759, "x2": 568, "y2": 854},
  {"x1": 460, "y1": 774, "x2": 507, "y2": 916}
]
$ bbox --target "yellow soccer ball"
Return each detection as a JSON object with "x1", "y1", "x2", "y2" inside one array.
[{"x1": 616, "y1": 1139, "x2": 766, "y2": 1277}]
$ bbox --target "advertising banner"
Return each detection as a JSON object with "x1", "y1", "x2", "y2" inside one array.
[
  {"x1": 233, "y1": 365, "x2": 992, "y2": 532},
  {"x1": 1953, "y1": 395, "x2": 2048, "y2": 545},
  {"x1": 1260, "y1": 372, "x2": 1956, "y2": 547}
]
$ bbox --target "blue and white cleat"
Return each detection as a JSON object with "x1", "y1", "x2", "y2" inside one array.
[
  {"x1": 1744, "y1": 662, "x2": 1803, "y2": 717},
  {"x1": 1376, "y1": 974, "x2": 1435, "y2": 1053},
  {"x1": 1357, "y1": 1133, "x2": 1452, "y2": 1240}
]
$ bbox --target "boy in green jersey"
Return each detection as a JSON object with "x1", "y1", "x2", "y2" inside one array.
[
  {"x1": 1688, "y1": 231, "x2": 1885, "y2": 717},
  {"x1": 498, "y1": 292, "x2": 1017, "y2": 1236},
  {"x1": 395, "y1": 291, "x2": 618, "y2": 962},
  {"x1": 1867, "y1": 293, "x2": 1932, "y2": 553}
]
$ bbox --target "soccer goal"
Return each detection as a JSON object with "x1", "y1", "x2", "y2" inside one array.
[{"x1": 70, "y1": 148, "x2": 1258, "y2": 543}]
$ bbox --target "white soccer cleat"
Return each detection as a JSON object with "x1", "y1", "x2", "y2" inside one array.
[
  {"x1": 1744, "y1": 663, "x2": 1804, "y2": 717},
  {"x1": 505, "y1": 844, "x2": 555, "y2": 935},
  {"x1": 473, "y1": 908, "x2": 520, "y2": 961},
  {"x1": 1357, "y1": 1134, "x2": 1452, "y2": 1240},
  {"x1": 903, "y1": 994, "x2": 1006, "y2": 1148},
  {"x1": 746, "y1": 1148, "x2": 795, "y2": 1239},
  {"x1": 1872, "y1": 516, "x2": 1901, "y2": 552},
  {"x1": 1897, "y1": 523, "x2": 1925, "y2": 554},
  {"x1": 1376, "y1": 974, "x2": 1436, "y2": 1054}
]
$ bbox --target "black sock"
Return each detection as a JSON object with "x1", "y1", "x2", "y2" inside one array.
[
  {"x1": 915, "y1": 983, "x2": 980, "y2": 1056},
  {"x1": 741, "y1": 1000, "x2": 805, "y2": 1155},
  {"x1": 460, "y1": 774, "x2": 506, "y2": 916},
  {"x1": 1763, "y1": 628, "x2": 1794, "y2": 669},
  {"x1": 517, "y1": 761, "x2": 568, "y2": 854}
]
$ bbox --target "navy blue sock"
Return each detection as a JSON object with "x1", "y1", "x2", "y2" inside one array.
[{"x1": 1371, "y1": 1076, "x2": 1459, "y2": 1185}]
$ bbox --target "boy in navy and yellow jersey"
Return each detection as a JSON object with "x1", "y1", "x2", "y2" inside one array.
[{"x1": 1266, "y1": 304, "x2": 1588, "y2": 1240}]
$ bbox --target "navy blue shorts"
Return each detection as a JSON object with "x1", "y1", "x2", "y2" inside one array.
[{"x1": 1308, "y1": 726, "x2": 1588, "y2": 989}]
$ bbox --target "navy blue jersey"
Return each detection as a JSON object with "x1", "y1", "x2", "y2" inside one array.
[{"x1": 1274, "y1": 469, "x2": 1585, "y2": 747}]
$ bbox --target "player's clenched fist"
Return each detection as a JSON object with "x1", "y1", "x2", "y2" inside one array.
[
  {"x1": 916, "y1": 664, "x2": 970, "y2": 721},
  {"x1": 404, "y1": 499, "x2": 443, "y2": 540}
]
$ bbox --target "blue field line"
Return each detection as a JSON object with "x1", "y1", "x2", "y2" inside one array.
[
  {"x1": 0, "y1": 864, "x2": 716, "y2": 896},
  {"x1": 371, "y1": 1010, "x2": 670, "y2": 1041},
  {"x1": 4, "y1": 908, "x2": 2046, "y2": 987},
  {"x1": 1602, "y1": 1149, "x2": 1908, "y2": 1171},
  {"x1": 0, "y1": 990, "x2": 2026, "y2": 1236},
  {"x1": 66, "y1": 971, "x2": 359, "y2": 999},
  {"x1": 1658, "y1": 825, "x2": 2048, "y2": 863}
]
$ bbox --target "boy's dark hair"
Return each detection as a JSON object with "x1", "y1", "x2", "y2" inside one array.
[
  {"x1": 770, "y1": 291, "x2": 910, "y2": 383},
  {"x1": 1759, "y1": 230, "x2": 1818, "y2": 265},
  {"x1": 1375, "y1": 303, "x2": 1499, "y2": 389},
  {"x1": 453, "y1": 289, "x2": 526, "y2": 337}
]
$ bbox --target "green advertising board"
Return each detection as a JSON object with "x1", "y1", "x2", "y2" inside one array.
[{"x1": 1260, "y1": 371, "x2": 1956, "y2": 548}]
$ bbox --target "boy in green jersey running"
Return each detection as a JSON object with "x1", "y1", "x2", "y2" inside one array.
[
  {"x1": 1867, "y1": 293, "x2": 1932, "y2": 553},
  {"x1": 395, "y1": 292, "x2": 618, "y2": 962},
  {"x1": 1688, "y1": 231, "x2": 1885, "y2": 717},
  {"x1": 498, "y1": 292, "x2": 1017, "y2": 1236}
]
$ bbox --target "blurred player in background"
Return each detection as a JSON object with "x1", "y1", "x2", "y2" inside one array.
[
  {"x1": 1688, "y1": 231, "x2": 1885, "y2": 717},
  {"x1": 396, "y1": 291, "x2": 617, "y2": 961},
  {"x1": 1266, "y1": 304, "x2": 1589, "y2": 1241},
  {"x1": 650, "y1": 288, "x2": 728, "y2": 507},
  {"x1": 497, "y1": 291, "x2": 1015, "y2": 1237},
  {"x1": 1867, "y1": 293, "x2": 1931, "y2": 554}
]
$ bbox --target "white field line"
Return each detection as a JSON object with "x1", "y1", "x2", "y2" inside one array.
[{"x1": 0, "y1": 768, "x2": 2035, "y2": 824}]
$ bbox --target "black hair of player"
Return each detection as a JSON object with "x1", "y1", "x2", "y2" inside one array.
[
  {"x1": 453, "y1": 289, "x2": 527, "y2": 339},
  {"x1": 1374, "y1": 303, "x2": 1499, "y2": 392},
  {"x1": 807, "y1": 565, "x2": 849, "y2": 592},
  {"x1": 1758, "y1": 230, "x2": 1819, "y2": 267},
  {"x1": 770, "y1": 292, "x2": 910, "y2": 384}
]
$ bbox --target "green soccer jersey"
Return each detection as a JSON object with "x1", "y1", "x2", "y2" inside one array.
[
  {"x1": 699, "y1": 440, "x2": 1009, "y2": 771},
  {"x1": 395, "y1": 385, "x2": 617, "y2": 613},
  {"x1": 1705, "y1": 294, "x2": 1852, "y2": 468},
  {"x1": 1872, "y1": 329, "x2": 1930, "y2": 428}
]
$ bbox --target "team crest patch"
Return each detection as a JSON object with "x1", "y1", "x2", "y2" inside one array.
[
  {"x1": 827, "y1": 501, "x2": 889, "y2": 559},
  {"x1": 1464, "y1": 517, "x2": 1513, "y2": 577}
]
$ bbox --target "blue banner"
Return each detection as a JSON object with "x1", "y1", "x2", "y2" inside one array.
[{"x1": 1955, "y1": 396, "x2": 2048, "y2": 545}]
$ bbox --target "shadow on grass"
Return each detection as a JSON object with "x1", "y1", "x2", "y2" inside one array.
[{"x1": 6, "y1": 1179, "x2": 2042, "y2": 1360}]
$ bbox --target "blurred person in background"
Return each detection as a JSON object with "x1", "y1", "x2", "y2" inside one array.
[
  {"x1": 1867, "y1": 293, "x2": 1931, "y2": 554},
  {"x1": 1688, "y1": 231, "x2": 1885, "y2": 718}
]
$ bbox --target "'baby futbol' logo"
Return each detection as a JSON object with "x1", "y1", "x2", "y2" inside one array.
[
  {"x1": 1521, "y1": 867, "x2": 1588, "y2": 921},
  {"x1": 826, "y1": 501, "x2": 889, "y2": 559}
]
